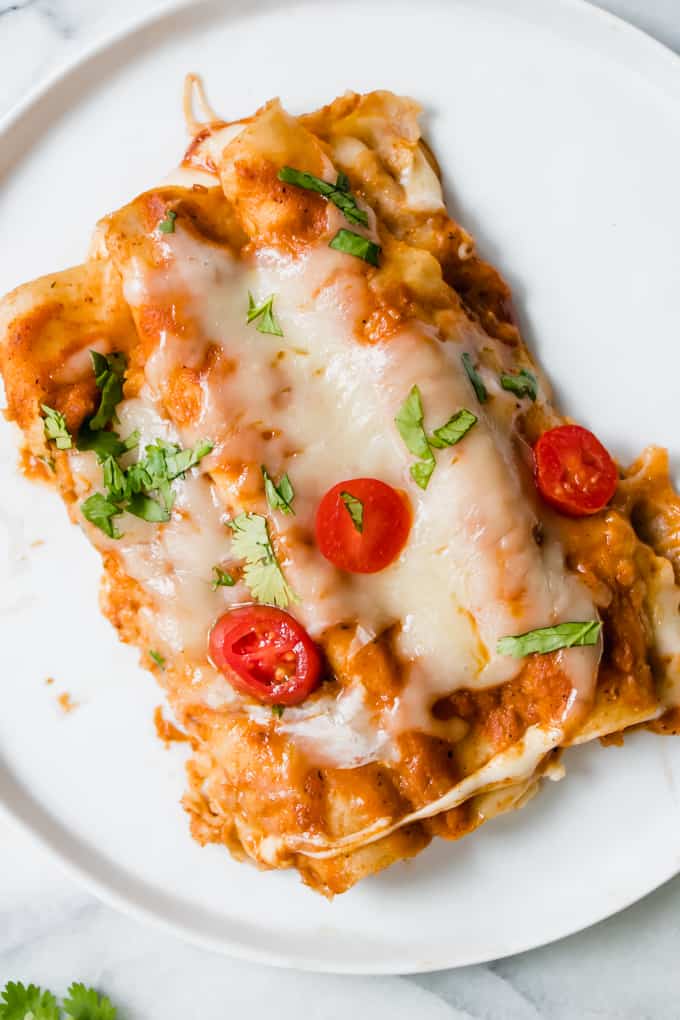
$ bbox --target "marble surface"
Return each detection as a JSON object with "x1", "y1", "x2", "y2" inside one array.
[{"x1": 1, "y1": 0, "x2": 680, "y2": 1016}]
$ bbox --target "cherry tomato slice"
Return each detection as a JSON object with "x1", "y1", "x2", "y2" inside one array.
[
  {"x1": 209, "y1": 605, "x2": 322, "y2": 706},
  {"x1": 315, "y1": 477, "x2": 411, "y2": 574},
  {"x1": 534, "y1": 424, "x2": 617, "y2": 517}
]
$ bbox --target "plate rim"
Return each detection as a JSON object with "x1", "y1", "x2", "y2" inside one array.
[{"x1": 1, "y1": 0, "x2": 679, "y2": 974}]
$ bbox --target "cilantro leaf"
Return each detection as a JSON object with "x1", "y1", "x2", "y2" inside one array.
[
  {"x1": 148, "y1": 650, "x2": 166, "y2": 670},
  {"x1": 163, "y1": 438, "x2": 213, "y2": 479},
  {"x1": 277, "y1": 166, "x2": 368, "y2": 227},
  {"x1": 262, "y1": 465, "x2": 295, "y2": 514},
  {"x1": 335, "y1": 171, "x2": 350, "y2": 192},
  {"x1": 410, "y1": 458, "x2": 436, "y2": 489},
  {"x1": 126, "y1": 492, "x2": 171, "y2": 523},
  {"x1": 247, "y1": 293, "x2": 284, "y2": 337},
  {"x1": 499, "y1": 368, "x2": 538, "y2": 401},
  {"x1": 81, "y1": 492, "x2": 122, "y2": 539},
  {"x1": 428, "y1": 408, "x2": 478, "y2": 449},
  {"x1": 211, "y1": 566, "x2": 235, "y2": 590},
  {"x1": 497, "y1": 620, "x2": 601, "y2": 657},
  {"x1": 461, "y1": 353, "x2": 488, "y2": 404},
  {"x1": 340, "y1": 491, "x2": 363, "y2": 532},
  {"x1": 41, "y1": 404, "x2": 72, "y2": 450},
  {"x1": 89, "y1": 351, "x2": 126, "y2": 430},
  {"x1": 395, "y1": 386, "x2": 432, "y2": 460},
  {"x1": 157, "y1": 209, "x2": 177, "y2": 234},
  {"x1": 63, "y1": 983, "x2": 117, "y2": 1020},
  {"x1": 102, "y1": 456, "x2": 128, "y2": 502},
  {"x1": 76, "y1": 423, "x2": 138, "y2": 462},
  {"x1": 329, "y1": 229, "x2": 380, "y2": 266},
  {"x1": 395, "y1": 385, "x2": 436, "y2": 489},
  {"x1": 0, "y1": 981, "x2": 60, "y2": 1020},
  {"x1": 271, "y1": 704, "x2": 285, "y2": 718},
  {"x1": 228, "y1": 512, "x2": 297, "y2": 608}
]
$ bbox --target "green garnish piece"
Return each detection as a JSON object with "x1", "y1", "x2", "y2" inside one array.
[
  {"x1": 500, "y1": 368, "x2": 538, "y2": 401},
  {"x1": 461, "y1": 353, "x2": 488, "y2": 404},
  {"x1": 157, "y1": 209, "x2": 177, "y2": 233},
  {"x1": 335, "y1": 170, "x2": 350, "y2": 192},
  {"x1": 428, "y1": 408, "x2": 478, "y2": 449},
  {"x1": 89, "y1": 351, "x2": 126, "y2": 430},
  {"x1": 271, "y1": 704, "x2": 285, "y2": 719},
  {"x1": 211, "y1": 566, "x2": 235, "y2": 590},
  {"x1": 76, "y1": 424, "x2": 138, "y2": 462},
  {"x1": 0, "y1": 981, "x2": 60, "y2": 1020},
  {"x1": 277, "y1": 166, "x2": 368, "y2": 227},
  {"x1": 102, "y1": 455, "x2": 128, "y2": 502},
  {"x1": 41, "y1": 404, "x2": 72, "y2": 450},
  {"x1": 247, "y1": 293, "x2": 284, "y2": 336},
  {"x1": 148, "y1": 650, "x2": 166, "y2": 669},
  {"x1": 395, "y1": 385, "x2": 436, "y2": 490},
  {"x1": 340, "y1": 491, "x2": 364, "y2": 533},
  {"x1": 81, "y1": 492, "x2": 122, "y2": 539},
  {"x1": 126, "y1": 492, "x2": 170, "y2": 523},
  {"x1": 0, "y1": 980, "x2": 117, "y2": 1020},
  {"x1": 228, "y1": 512, "x2": 297, "y2": 608},
  {"x1": 497, "y1": 620, "x2": 602, "y2": 658},
  {"x1": 262, "y1": 465, "x2": 295, "y2": 515},
  {"x1": 329, "y1": 228, "x2": 381, "y2": 266}
]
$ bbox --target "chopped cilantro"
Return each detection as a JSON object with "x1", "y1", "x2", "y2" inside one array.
[
  {"x1": 277, "y1": 166, "x2": 368, "y2": 226},
  {"x1": 211, "y1": 566, "x2": 235, "y2": 590},
  {"x1": 228, "y1": 512, "x2": 297, "y2": 608},
  {"x1": 262, "y1": 465, "x2": 295, "y2": 514},
  {"x1": 340, "y1": 491, "x2": 364, "y2": 532},
  {"x1": 41, "y1": 404, "x2": 72, "y2": 450},
  {"x1": 247, "y1": 293, "x2": 284, "y2": 336}
]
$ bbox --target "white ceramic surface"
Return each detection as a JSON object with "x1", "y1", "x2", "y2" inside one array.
[{"x1": 1, "y1": 0, "x2": 679, "y2": 976}]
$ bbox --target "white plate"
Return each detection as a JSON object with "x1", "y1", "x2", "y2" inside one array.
[{"x1": 1, "y1": 0, "x2": 680, "y2": 975}]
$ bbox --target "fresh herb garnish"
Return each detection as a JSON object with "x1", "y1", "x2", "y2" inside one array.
[
  {"x1": 89, "y1": 351, "x2": 126, "y2": 430},
  {"x1": 0, "y1": 979, "x2": 118, "y2": 1020},
  {"x1": 271, "y1": 704, "x2": 285, "y2": 719},
  {"x1": 158, "y1": 209, "x2": 177, "y2": 233},
  {"x1": 228, "y1": 512, "x2": 297, "y2": 608},
  {"x1": 211, "y1": 566, "x2": 235, "y2": 590},
  {"x1": 41, "y1": 404, "x2": 72, "y2": 450},
  {"x1": 340, "y1": 491, "x2": 364, "y2": 532},
  {"x1": 262, "y1": 465, "x2": 295, "y2": 514},
  {"x1": 395, "y1": 385, "x2": 436, "y2": 489},
  {"x1": 149, "y1": 650, "x2": 166, "y2": 669},
  {"x1": 497, "y1": 620, "x2": 602, "y2": 657},
  {"x1": 81, "y1": 492, "x2": 122, "y2": 539},
  {"x1": 461, "y1": 353, "x2": 488, "y2": 404},
  {"x1": 396, "y1": 386, "x2": 478, "y2": 488},
  {"x1": 247, "y1": 292, "x2": 284, "y2": 336},
  {"x1": 76, "y1": 423, "x2": 138, "y2": 462},
  {"x1": 329, "y1": 228, "x2": 381, "y2": 266},
  {"x1": 79, "y1": 436, "x2": 211, "y2": 537},
  {"x1": 500, "y1": 368, "x2": 538, "y2": 401},
  {"x1": 428, "y1": 408, "x2": 478, "y2": 449},
  {"x1": 126, "y1": 492, "x2": 170, "y2": 523},
  {"x1": 277, "y1": 166, "x2": 368, "y2": 227},
  {"x1": 102, "y1": 455, "x2": 128, "y2": 502}
]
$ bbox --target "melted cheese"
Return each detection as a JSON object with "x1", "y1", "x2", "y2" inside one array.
[{"x1": 108, "y1": 218, "x2": 601, "y2": 751}]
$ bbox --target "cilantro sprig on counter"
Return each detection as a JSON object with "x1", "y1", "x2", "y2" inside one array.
[{"x1": 0, "y1": 981, "x2": 116, "y2": 1020}]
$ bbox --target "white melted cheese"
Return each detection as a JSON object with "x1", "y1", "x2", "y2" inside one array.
[
  {"x1": 289, "y1": 723, "x2": 562, "y2": 859},
  {"x1": 110, "y1": 219, "x2": 601, "y2": 757}
]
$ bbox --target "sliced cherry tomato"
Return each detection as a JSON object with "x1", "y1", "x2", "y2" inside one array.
[
  {"x1": 209, "y1": 605, "x2": 322, "y2": 706},
  {"x1": 315, "y1": 477, "x2": 411, "y2": 574},
  {"x1": 534, "y1": 424, "x2": 617, "y2": 517}
]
